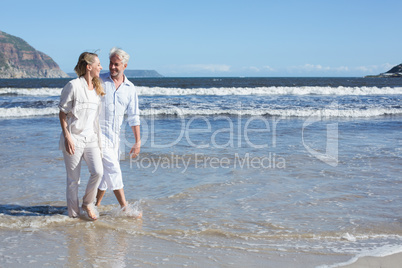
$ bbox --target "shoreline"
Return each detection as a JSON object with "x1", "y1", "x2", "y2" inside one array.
[{"x1": 331, "y1": 252, "x2": 402, "y2": 268}]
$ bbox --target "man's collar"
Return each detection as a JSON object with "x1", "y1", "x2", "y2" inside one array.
[{"x1": 107, "y1": 72, "x2": 128, "y2": 85}]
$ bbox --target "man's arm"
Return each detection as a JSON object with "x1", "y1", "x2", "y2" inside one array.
[{"x1": 129, "y1": 125, "x2": 141, "y2": 158}]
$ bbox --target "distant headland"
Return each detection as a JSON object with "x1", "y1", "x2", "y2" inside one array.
[
  {"x1": 365, "y1": 63, "x2": 402, "y2": 78},
  {"x1": 0, "y1": 30, "x2": 69, "y2": 78},
  {"x1": 68, "y1": 70, "x2": 164, "y2": 78}
]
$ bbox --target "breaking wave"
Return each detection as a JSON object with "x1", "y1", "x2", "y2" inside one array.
[
  {"x1": 1, "y1": 86, "x2": 402, "y2": 96},
  {"x1": 1, "y1": 106, "x2": 401, "y2": 119}
]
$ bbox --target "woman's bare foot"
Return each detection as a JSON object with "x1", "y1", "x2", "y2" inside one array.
[{"x1": 82, "y1": 205, "x2": 97, "y2": 221}]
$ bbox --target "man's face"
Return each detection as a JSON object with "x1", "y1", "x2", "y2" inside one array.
[{"x1": 109, "y1": 55, "x2": 127, "y2": 78}]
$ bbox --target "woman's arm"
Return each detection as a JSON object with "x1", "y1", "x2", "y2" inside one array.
[{"x1": 59, "y1": 111, "x2": 75, "y2": 155}]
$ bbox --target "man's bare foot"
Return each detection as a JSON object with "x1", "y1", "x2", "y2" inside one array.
[
  {"x1": 82, "y1": 205, "x2": 98, "y2": 221},
  {"x1": 122, "y1": 206, "x2": 142, "y2": 219},
  {"x1": 96, "y1": 189, "x2": 106, "y2": 207},
  {"x1": 136, "y1": 211, "x2": 143, "y2": 219}
]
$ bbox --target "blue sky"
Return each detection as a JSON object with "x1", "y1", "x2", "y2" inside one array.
[{"x1": 1, "y1": 0, "x2": 401, "y2": 77}]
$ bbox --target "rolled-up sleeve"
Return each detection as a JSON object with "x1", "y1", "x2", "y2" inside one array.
[
  {"x1": 59, "y1": 82, "x2": 74, "y2": 114},
  {"x1": 127, "y1": 89, "x2": 140, "y2": 126}
]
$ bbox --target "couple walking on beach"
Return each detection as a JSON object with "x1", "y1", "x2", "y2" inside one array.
[{"x1": 58, "y1": 48, "x2": 141, "y2": 220}]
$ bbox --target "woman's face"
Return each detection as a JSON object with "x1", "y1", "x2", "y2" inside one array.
[{"x1": 89, "y1": 56, "x2": 102, "y2": 77}]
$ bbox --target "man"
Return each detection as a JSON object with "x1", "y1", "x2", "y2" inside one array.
[{"x1": 95, "y1": 47, "x2": 141, "y2": 215}]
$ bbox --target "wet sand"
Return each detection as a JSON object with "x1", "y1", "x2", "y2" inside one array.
[{"x1": 340, "y1": 252, "x2": 402, "y2": 268}]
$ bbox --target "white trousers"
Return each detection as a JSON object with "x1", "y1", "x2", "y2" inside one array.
[
  {"x1": 98, "y1": 146, "x2": 124, "y2": 191},
  {"x1": 62, "y1": 142, "x2": 103, "y2": 217}
]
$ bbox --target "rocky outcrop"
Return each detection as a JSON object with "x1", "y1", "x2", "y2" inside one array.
[
  {"x1": 365, "y1": 63, "x2": 402, "y2": 78},
  {"x1": 0, "y1": 30, "x2": 69, "y2": 78},
  {"x1": 385, "y1": 64, "x2": 402, "y2": 76}
]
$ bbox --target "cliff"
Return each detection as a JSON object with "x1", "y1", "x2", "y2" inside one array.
[
  {"x1": 365, "y1": 63, "x2": 402, "y2": 78},
  {"x1": 0, "y1": 30, "x2": 69, "y2": 78}
]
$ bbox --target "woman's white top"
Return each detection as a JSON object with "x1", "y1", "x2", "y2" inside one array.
[
  {"x1": 58, "y1": 77, "x2": 102, "y2": 149},
  {"x1": 78, "y1": 88, "x2": 98, "y2": 138}
]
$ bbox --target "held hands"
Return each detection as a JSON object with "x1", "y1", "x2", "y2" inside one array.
[{"x1": 130, "y1": 140, "x2": 141, "y2": 159}]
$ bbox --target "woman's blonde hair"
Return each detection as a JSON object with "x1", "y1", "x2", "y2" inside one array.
[{"x1": 74, "y1": 52, "x2": 105, "y2": 96}]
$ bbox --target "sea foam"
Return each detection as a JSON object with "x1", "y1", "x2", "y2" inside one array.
[
  {"x1": 136, "y1": 86, "x2": 402, "y2": 96},
  {"x1": 1, "y1": 107, "x2": 401, "y2": 118},
  {"x1": 140, "y1": 107, "x2": 402, "y2": 118},
  {"x1": 0, "y1": 87, "x2": 62, "y2": 96},
  {"x1": 0, "y1": 107, "x2": 59, "y2": 118},
  {"x1": 2, "y1": 86, "x2": 402, "y2": 96}
]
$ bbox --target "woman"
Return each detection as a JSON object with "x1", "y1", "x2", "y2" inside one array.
[{"x1": 59, "y1": 52, "x2": 105, "y2": 220}]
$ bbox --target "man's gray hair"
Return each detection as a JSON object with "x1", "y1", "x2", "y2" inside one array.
[{"x1": 109, "y1": 47, "x2": 130, "y2": 65}]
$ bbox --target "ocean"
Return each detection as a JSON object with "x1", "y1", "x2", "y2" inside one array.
[{"x1": 0, "y1": 77, "x2": 401, "y2": 267}]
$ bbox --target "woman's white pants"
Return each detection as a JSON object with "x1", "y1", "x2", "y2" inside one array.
[{"x1": 62, "y1": 143, "x2": 103, "y2": 218}]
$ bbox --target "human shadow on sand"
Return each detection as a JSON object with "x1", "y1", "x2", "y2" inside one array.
[{"x1": 0, "y1": 204, "x2": 67, "y2": 216}]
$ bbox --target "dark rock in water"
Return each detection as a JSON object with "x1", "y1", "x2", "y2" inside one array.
[
  {"x1": 0, "y1": 30, "x2": 69, "y2": 78},
  {"x1": 365, "y1": 63, "x2": 402, "y2": 78},
  {"x1": 0, "y1": 204, "x2": 67, "y2": 216}
]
